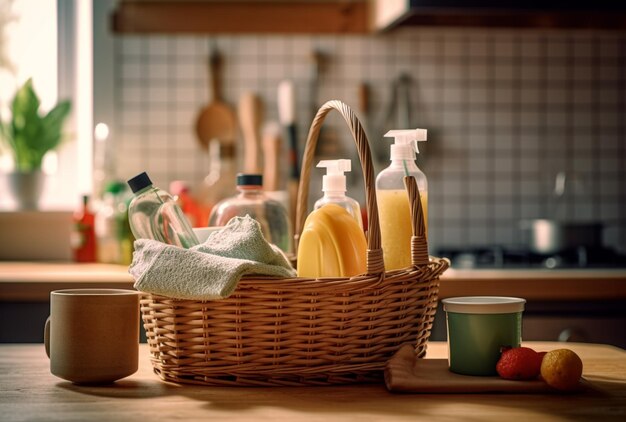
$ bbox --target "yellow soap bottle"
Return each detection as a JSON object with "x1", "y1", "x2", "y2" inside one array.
[
  {"x1": 376, "y1": 129, "x2": 428, "y2": 271},
  {"x1": 297, "y1": 203, "x2": 367, "y2": 278}
]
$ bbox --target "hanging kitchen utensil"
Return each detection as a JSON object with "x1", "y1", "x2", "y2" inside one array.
[
  {"x1": 358, "y1": 82, "x2": 370, "y2": 125},
  {"x1": 397, "y1": 73, "x2": 412, "y2": 128},
  {"x1": 310, "y1": 49, "x2": 339, "y2": 158},
  {"x1": 238, "y1": 92, "x2": 264, "y2": 174},
  {"x1": 374, "y1": 74, "x2": 412, "y2": 166},
  {"x1": 381, "y1": 73, "x2": 413, "y2": 128},
  {"x1": 278, "y1": 80, "x2": 299, "y2": 225},
  {"x1": 195, "y1": 49, "x2": 237, "y2": 150},
  {"x1": 550, "y1": 171, "x2": 567, "y2": 219},
  {"x1": 278, "y1": 80, "x2": 299, "y2": 181},
  {"x1": 262, "y1": 121, "x2": 291, "y2": 222},
  {"x1": 262, "y1": 122, "x2": 282, "y2": 192}
]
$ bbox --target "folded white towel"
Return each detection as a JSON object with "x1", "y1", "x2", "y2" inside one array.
[{"x1": 129, "y1": 215, "x2": 296, "y2": 300}]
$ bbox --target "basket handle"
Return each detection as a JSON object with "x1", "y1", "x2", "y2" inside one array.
[
  {"x1": 404, "y1": 176, "x2": 429, "y2": 266},
  {"x1": 295, "y1": 100, "x2": 384, "y2": 275}
]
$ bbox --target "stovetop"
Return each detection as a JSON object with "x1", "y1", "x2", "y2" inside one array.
[{"x1": 436, "y1": 245, "x2": 626, "y2": 269}]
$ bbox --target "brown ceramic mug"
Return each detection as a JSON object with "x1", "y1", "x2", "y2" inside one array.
[{"x1": 44, "y1": 289, "x2": 140, "y2": 384}]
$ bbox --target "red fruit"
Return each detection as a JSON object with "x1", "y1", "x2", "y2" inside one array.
[{"x1": 496, "y1": 347, "x2": 542, "y2": 380}]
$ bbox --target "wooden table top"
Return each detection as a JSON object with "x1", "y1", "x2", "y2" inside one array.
[{"x1": 1, "y1": 341, "x2": 624, "y2": 421}]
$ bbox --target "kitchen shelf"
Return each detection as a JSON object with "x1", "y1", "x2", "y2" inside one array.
[{"x1": 112, "y1": 0, "x2": 369, "y2": 34}]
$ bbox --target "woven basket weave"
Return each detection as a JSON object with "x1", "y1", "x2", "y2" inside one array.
[{"x1": 139, "y1": 100, "x2": 449, "y2": 387}]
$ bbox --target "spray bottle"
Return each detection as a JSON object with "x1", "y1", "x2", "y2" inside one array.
[
  {"x1": 376, "y1": 129, "x2": 428, "y2": 270},
  {"x1": 314, "y1": 159, "x2": 363, "y2": 230}
]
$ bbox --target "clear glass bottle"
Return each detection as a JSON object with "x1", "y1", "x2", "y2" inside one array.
[
  {"x1": 376, "y1": 129, "x2": 428, "y2": 271},
  {"x1": 209, "y1": 174, "x2": 292, "y2": 253},
  {"x1": 96, "y1": 182, "x2": 122, "y2": 264},
  {"x1": 170, "y1": 180, "x2": 203, "y2": 228},
  {"x1": 116, "y1": 195, "x2": 135, "y2": 265},
  {"x1": 127, "y1": 172, "x2": 199, "y2": 248},
  {"x1": 71, "y1": 195, "x2": 97, "y2": 263},
  {"x1": 95, "y1": 181, "x2": 134, "y2": 264},
  {"x1": 197, "y1": 140, "x2": 238, "y2": 227}
]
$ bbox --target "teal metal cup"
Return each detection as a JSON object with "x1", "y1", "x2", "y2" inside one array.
[{"x1": 442, "y1": 296, "x2": 526, "y2": 376}]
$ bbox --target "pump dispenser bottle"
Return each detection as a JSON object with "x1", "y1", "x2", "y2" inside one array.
[
  {"x1": 376, "y1": 129, "x2": 428, "y2": 270},
  {"x1": 314, "y1": 159, "x2": 363, "y2": 230}
]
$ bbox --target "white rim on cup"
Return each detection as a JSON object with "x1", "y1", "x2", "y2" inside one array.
[{"x1": 442, "y1": 296, "x2": 526, "y2": 314}]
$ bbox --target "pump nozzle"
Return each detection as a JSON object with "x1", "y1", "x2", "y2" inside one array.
[
  {"x1": 384, "y1": 129, "x2": 427, "y2": 159},
  {"x1": 317, "y1": 159, "x2": 351, "y2": 193}
]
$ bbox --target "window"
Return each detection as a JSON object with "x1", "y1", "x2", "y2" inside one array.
[{"x1": 0, "y1": 0, "x2": 92, "y2": 210}]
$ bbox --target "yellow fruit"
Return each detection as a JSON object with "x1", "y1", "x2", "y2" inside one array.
[{"x1": 540, "y1": 349, "x2": 583, "y2": 391}]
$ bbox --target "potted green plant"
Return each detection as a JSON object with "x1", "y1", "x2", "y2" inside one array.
[{"x1": 0, "y1": 78, "x2": 71, "y2": 209}]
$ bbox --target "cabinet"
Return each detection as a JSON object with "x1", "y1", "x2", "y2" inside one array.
[
  {"x1": 373, "y1": 0, "x2": 626, "y2": 30},
  {"x1": 112, "y1": 0, "x2": 368, "y2": 34},
  {"x1": 522, "y1": 300, "x2": 626, "y2": 349}
]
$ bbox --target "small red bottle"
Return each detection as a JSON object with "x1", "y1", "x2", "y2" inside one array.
[{"x1": 71, "y1": 195, "x2": 97, "y2": 262}]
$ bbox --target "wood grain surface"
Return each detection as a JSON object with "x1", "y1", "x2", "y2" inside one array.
[{"x1": 0, "y1": 342, "x2": 624, "y2": 421}]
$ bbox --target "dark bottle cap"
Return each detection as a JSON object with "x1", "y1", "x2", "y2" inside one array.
[
  {"x1": 236, "y1": 174, "x2": 263, "y2": 186},
  {"x1": 127, "y1": 172, "x2": 153, "y2": 193}
]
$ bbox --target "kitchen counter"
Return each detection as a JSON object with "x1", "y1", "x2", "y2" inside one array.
[
  {"x1": 0, "y1": 262, "x2": 134, "y2": 302},
  {"x1": 1, "y1": 261, "x2": 626, "y2": 302},
  {"x1": 439, "y1": 267, "x2": 626, "y2": 300},
  {"x1": 0, "y1": 341, "x2": 624, "y2": 421}
]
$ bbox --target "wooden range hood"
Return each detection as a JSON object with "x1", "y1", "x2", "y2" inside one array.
[
  {"x1": 374, "y1": 0, "x2": 626, "y2": 31},
  {"x1": 112, "y1": 0, "x2": 626, "y2": 34}
]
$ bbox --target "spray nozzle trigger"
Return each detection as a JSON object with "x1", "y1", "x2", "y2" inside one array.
[
  {"x1": 317, "y1": 159, "x2": 351, "y2": 174},
  {"x1": 317, "y1": 159, "x2": 351, "y2": 193},
  {"x1": 384, "y1": 129, "x2": 427, "y2": 155}
]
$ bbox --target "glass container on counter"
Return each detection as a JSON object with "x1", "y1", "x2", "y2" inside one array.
[
  {"x1": 95, "y1": 181, "x2": 134, "y2": 265},
  {"x1": 127, "y1": 172, "x2": 199, "y2": 248},
  {"x1": 209, "y1": 174, "x2": 292, "y2": 253},
  {"x1": 71, "y1": 195, "x2": 97, "y2": 262}
]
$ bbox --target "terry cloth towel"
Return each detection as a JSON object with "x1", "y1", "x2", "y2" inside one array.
[{"x1": 129, "y1": 215, "x2": 296, "y2": 300}]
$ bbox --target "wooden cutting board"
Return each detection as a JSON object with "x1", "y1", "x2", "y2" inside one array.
[{"x1": 385, "y1": 345, "x2": 588, "y2": 394}]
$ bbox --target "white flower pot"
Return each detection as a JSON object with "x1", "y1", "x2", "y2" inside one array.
[{"x1": 8, "y1": 170, "x2": 45, "y2": 210}]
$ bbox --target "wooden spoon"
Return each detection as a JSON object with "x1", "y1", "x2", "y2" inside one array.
[
  {"x1": 277, "y1": 80, "x2": 299, "y2": 228},
  {"x1": 238, "y1": 92, "x2": 264, "y2": 174},
  {"x1": 195, "y1": 50, "x2": 237, "y2": 150},
  {"x1": 262, "y1": 122, "x2": 282, "y2": 192}
]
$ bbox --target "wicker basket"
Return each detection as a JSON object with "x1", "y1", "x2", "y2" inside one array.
[{"x1": 139, "y1": 100, "x2": 449, "y2": 387}]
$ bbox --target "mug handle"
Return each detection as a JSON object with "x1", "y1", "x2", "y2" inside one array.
[{"x1": 44, "y1": 316, "x2": 51, "y2": 358}]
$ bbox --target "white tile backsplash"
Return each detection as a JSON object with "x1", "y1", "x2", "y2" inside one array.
[{"x1": 111, "y1": 27, "x2": 626, "y2": 252}]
